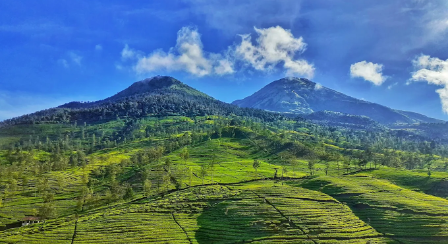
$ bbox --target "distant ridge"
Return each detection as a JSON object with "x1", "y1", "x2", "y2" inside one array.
[{"x1": 232, "y1": 77, "x2": 443, "y2": 125}]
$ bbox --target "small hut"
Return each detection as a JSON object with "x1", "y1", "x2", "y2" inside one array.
[{"x1": 22, "y1": 216, "x2": 41, "y2": 226}]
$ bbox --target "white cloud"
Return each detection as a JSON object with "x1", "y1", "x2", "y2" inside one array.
[
  {"x1": 411, "y1": 54, "x2": 448, "y2": 113},
  {"x1": 350, "y1": 61, "x2": 387, "y2": 85},
  {"x1": 121, "y1": 26, "x2": 314, "y2": 77},
  {"x1": 69, "y1": 52, "x2": 82, "y2": 66},
  {"x1": 121, "y1": 44, "x2": 137, "y2": 60},
  {"x1": 95, "y1": 44, "x2": 103, "y2": 51},
  {"x1": 58, "y1": 52, "x2": 83, "y2": 68},
  {"x1": 235, "y1": 26, "x2": 314, "y2": 78},
  {"x1": 123, "y1": 26, "x2": 234, "y2": 77},
  {"x1": 314, "y1": 83, "x2": 323, "y2": 90},
  {"x1": 387, "y1": 82, "x2": 398, "y2": 90}
]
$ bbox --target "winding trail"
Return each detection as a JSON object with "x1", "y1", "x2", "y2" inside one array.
[
  {"x1": 248, "y1": 190, "x2": 317, "y2": 244},
  {"x1": 70, "y1": 219, "x2": 78, "y2": 244},
  {"x1": 171, "y1": 212, "x2": 192, "y2": 244}
]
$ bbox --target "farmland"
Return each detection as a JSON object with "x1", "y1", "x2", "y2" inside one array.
[{"x1": 1, "y1": 112, "x2": 448, "y2": 243}]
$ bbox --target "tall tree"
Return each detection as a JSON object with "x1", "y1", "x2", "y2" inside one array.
[
  {"x1": 199, "y1": 165, "x2": 208, "y2": 185},
  {"x1": 179, "y1": 147, "x2": 189, "y2": 165},
  {"x1": 253, "y1": 159, "x2": 261, "y2": 173},
  {"x1": 143, "y1": 179, "x2": 152, "y2": 197}
]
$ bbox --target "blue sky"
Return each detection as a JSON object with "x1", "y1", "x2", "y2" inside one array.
[{"x1": 2, "y1": 0, "x2": 448, "y2": 121}]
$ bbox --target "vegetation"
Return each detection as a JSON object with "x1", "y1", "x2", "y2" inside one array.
[{"x1": 1, "y1": 77, "x2": 448, "y2": 243}]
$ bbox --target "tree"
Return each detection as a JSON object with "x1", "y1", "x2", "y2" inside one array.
[
  {"x1": 143, "y1": 179, "x2": 152, "y2": 197},
  {"x1": 324, "y1": 161, "x2": 330, "y2": 176},
  {"x1": 179, "y1": 147, "x2": 189, "y2": 165},
  {"x1": 92, "y1": 134, "x2": 96, "y2": 148},
  {"x1": 78, "y1": 186, "x2": 92, "y2": 211},
  {"x1": 253, "y1": 159, "x2": 260, "y2": 173},
  {"x1": 123, "y1": 184, "x2": 134, "y2": 200},
  {"x1": 343, "y1": 159, "x2": 351, "y2": 174},
  {"x1": 208, "y1": 161, "x2": 215, "y2": 183},
  {"x1": 308, "y1": 160, "x2": 317, "y2": 176},
  {"x1": 427, "y1": 160, "x2": 433, "y2": 177},
  {"x1": 425, "y1": 155, "x2": 434, "y2": 177},
  {"x1": 363, "y1": 147, "x2": 374, "y2": 169},
  {"x1": 37, "y1": 177, "x2": 49, "y2": 194},
  {"x1": 199, "y1": 165, "x2": 208, "y2": 185},
  {"x1": 161, "y1": 172, "x2": 171, "y2": 192},
  {"x1": 38, "y1": 192, "x2": 55, "y2": 219},
  {"x1": 282, "y1": 166, "x2": 288, "y2": 179},
  {"x1": 188, "y1": 167, "x2": 193, "y2": 186},
  {"x1": 77, "y1": 151, "x2": 86, "y2": 167},
  {"x1": 164, "y1": 158, "x2": 172, "y2": 173},
  {"x1": 55, "y1": 175, "x2": 66, "y2": 193},
  {"x1": 69, "y1": 153, "x2": 78, "y2": 167},
  {"x1": 9, "y1": 179, "x2": 18, "y2": 193}
]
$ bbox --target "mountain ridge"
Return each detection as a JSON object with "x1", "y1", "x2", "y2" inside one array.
[
  {"x1": 0, "y1": 76, "x2": 284, "y2": 126},
  {"x1": 232, "y1": 77, "x2": 443, "y2": 125}
]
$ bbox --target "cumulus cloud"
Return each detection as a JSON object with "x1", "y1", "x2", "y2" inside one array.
[
  {"x1": 121, "y1": 25, "x2": 314, "y2": 77},
  {"x1": 235, "y1": 26, "x2": 314, "y2": 78},
  {"x1": 350, "y1": 61, "x2": 387, "y2": 86},
  {"x1": 123, "y1": 26, "x2": 234, "y2": 77},
  {"x1": 411, "y1": 54, "x2": 448, "y2": 113}
]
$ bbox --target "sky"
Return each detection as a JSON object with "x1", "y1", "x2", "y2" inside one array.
[{"x1": 2, "y1": 0, "x2": 448, "y2": 121}]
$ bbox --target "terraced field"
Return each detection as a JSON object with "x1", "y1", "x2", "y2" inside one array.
[
  {"x1": 298, "y1": 175, "x2": 448, "y2": 243},
  {"x1": 2, "y1": 127, "x2": 448, "y2": 243},
  {"x1": 1, "y1": 181, "x2": 399, "y2": 243}
]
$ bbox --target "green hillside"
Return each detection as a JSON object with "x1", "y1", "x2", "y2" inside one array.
[{"x1": 1, "y1": 77, "x2": 448, "y2": 243}]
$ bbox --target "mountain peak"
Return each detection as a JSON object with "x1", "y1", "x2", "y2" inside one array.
[
  {"x1": 135, "y1": 76, "x2": 182, "y2": 87},
  {"x1": 58, "y1": 76, "x2": 212, "y2": 109},
  {"x1": 274, "y1": 77, "x2": 315, "y2": 85},
  {"x1": 266, "y1": 77, "x2": 322, "y2": 92},
  {"x1": 233, "y1": 77, "x2": 443, "y2": 124},
  {"x1": 106, "y1": 76, "x2": 185, "y2": 101}
]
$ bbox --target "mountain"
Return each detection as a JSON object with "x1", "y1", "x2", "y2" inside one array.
[
  {"x1": 232, "y1": 77, "x2": 443, "y2": 125},
  {"x1": 58, "y1": 76, "x2": 212, "y2": 109},
  {"x1": 302, "y1": 110, "x2": 384, "y2": 130},
  {"x1": 1, "y1": 76, "x2": 283, "y2": 126}
]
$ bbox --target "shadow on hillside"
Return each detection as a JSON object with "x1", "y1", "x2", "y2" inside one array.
[
  {"x1": 348, "y1": 203, "x2": 443, "y2": 242},
  {"x1": 195, "y1": 199, "x2": 272, "y2": 244},
  {"x1": 298, "y1": 179, "x2": 444, "y2": 241}
]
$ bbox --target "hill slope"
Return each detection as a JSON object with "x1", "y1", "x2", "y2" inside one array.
[
  {"x1": 232, "y1": 77, "x2": 443, "y2": 125},
  {"x1": 0, "y1": 76, "x2": 282, "y2": 126}
]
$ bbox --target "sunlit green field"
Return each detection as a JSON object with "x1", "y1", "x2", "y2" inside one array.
[{"x1": 2, "y1": 116, "x2": 448, "y2": 243}]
